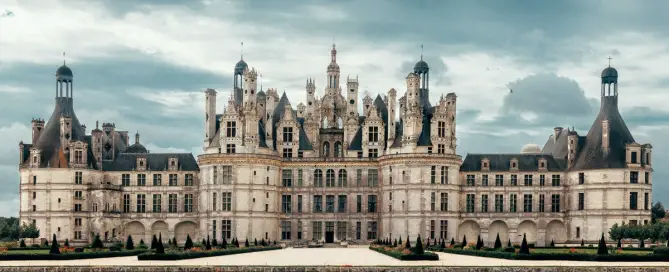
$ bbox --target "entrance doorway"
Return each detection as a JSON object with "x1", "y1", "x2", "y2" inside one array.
[{"x1": 325, "y1": 221, "x2": 335, "y2": 243}]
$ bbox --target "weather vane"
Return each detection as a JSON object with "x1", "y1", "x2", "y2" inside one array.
[
  {"x1": 420, "y1": 44, "x2": 424, "y2": 60},
  {"x1": 63, "y1": 52, "x2": 66, "y2": 65},
  {"x1": 241, "y1": 42, "x2": 244, "y2": 60},
  {"x1": 607, "y1": 56, "x2": 613, "y2": 67}
]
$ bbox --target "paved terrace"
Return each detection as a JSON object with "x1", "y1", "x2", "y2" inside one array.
[{"x1": 0, "y1": 248, "x2": 668, "y2": 267}]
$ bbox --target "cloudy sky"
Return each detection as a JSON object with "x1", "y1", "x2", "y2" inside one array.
[{"x1": 0, "y1": 0, "x2": 668, "y2": 216}]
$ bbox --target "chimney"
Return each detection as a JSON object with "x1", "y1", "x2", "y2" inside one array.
[
  {"x1": 553, "y1": 127, "x2": 563, "y2": 143},
  {"x1": 567, "y1": 131, "x2": 578, "y2": 168},
  {"x1": 31, "y1": 118, "x2": 45, "y2": 144}
]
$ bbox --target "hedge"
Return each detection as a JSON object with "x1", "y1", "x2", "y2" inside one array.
[
  {"x1": 438, "y1": 248, "x2": 669, "y2": 262},
  {"x1": 137, "y1": 246, "x2": 281, "y2": 260},
  {"x1": 0, "y1": 249, "x2": 147, "y2": 261},
  {"x1": 369, "y1": 246, "x2": 439, "y2": 261}
]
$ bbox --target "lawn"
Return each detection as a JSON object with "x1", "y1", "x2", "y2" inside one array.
[
  {"x1": 531, "y1": 248, "x2": 652, "y2": 255},
  {"x1": 1, "y1": 249, "x2": 50, "y2": 254}
]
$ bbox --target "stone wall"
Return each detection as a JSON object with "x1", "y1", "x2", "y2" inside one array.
[{"x1": 0, "y1": 267, "x2": 666, "y2": 272}]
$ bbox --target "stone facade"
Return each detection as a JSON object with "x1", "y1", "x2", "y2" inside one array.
[{"x1": 18, "y1": 47, "x2": 651, "y2": 248}]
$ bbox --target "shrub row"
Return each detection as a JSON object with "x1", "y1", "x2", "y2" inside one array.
[
  {"x1": 137, "y1": 246, "x2": 281, "y2": 260},
  {"x1": 369, "y1": 246, "x2": 439, "y2": 261},
  {"x1": 0, "y1": 250, "x2": 147, "y2": 261},
  {"x1": 438, "y1": 248, "x2": 669, "y2": 262}
]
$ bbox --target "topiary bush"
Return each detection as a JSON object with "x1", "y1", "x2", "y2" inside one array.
[
  {"x1": 126, "y1": 235, "x2": 134, "y2": 250},
  {"x1": 519, "y1": 234, "x2": 530, "y2": 255},
  {"x1": 49, "y1": 234, "x2": 60, "y2": 254},
  {"x1": 412, "y1": 235, "x2": 424, "y2": 255},
  {"x1": 19, "y1": 239, "x2": 26, "y2": 248},
  {"x1": 597, "y1": 233, "x2": 608, "y2": 255},
  {"x1": 461, "y1": 235, "x2": 467, "y2": 249},
  {"x1": 494, "y1": 233, "x2": 502, "y2": 249},
  {"x1": 184, "y1": 235, "x2": 193, "y2": 250}
]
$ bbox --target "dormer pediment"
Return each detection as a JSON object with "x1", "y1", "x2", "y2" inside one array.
[
  {"x1": 480, "y1": 158, "x2": 490, "y2": 171},
  {"x1": 168, "y1": 157, "x2": 179, "y2": 171},
  {"x1": 538, "y1": 157, "x2": 547, "y2": 171},
  {"x1": 136, "y1": 156, "x2": 147, "y2": 171},
  {"x1": 509, "y1": 157, "x2": 519, "y2": 171}
]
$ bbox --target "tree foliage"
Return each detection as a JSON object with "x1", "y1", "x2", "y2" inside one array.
[{"x1": 652, "y1": 202, "x2": 666, "y2": 224}]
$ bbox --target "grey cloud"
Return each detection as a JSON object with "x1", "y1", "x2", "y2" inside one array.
[
  {"x1": 397, "y1": 56, "x2": 451, "y2": 86},
  {"x1": 503, "y1": 73, "x2": 594, "y2": 116}
]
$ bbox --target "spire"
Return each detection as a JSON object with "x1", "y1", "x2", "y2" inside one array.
[
  {"x1": 607, "y1": 56, "x2": 612, "y2": 67},
  {"x1": 135, "y1": 131, "x2": 140, "y2": 144},
  {"x1": 260, "y1": 73, "x2": 263, "y2": 91},
  {"x1": 62, "y1": 52, "x2": 66, "y2": 65},
  {"x1": 331, "y1": 43, "x2": 337, "y2": 63},
  {"x1": 420, "y1": 44, "x2": 423, "y2": 61},
  {"x1": 240, "y1": 42, "x2": 244, "y2": 60}
]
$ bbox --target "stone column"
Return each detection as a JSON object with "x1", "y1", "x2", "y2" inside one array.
[{"x1": 537, "y1": 228, "x2": 546, "y2": 247}]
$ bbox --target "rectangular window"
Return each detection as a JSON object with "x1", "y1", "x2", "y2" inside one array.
[
  {"x1": 227, "y1": 144, "x2": 236, "y2": 153},
  {"x1": 551, "y1": 194, "x2": 561, "y2": 212},
  {"x1": 466, "y1": 175, "x2": 475, "y2": 186},
  {"x1": 297, "y1": 221, "x2": 303, "y2": 240},
  {"x1": 281, "y1": 195, "x2": 292, "y2": 213},
  {"x1": 222, "y1": 192, "x2": 232, "y2": 211},
  {"x1": 576, "y1": 227, "x2": 580, "y2": 238},
  {"x1": 630, "y1": 171, "x2": 639, "y2": 184},
  {"x1": 645, "y1": 192, "x2": 649, "y2": 210},
  {"x1": 510, "y1": 194, "x2": 517, "y2": 212},
  {"x1": 430, "y1": 166, "x2": 436, "y2": 184},
  {"x1": 314, "y1": 170, "x2": 323, "y2": 187},
  {"x1": 75, "y1": 172, "x2": 83, "y2": 184},
  {"x1": 367, "y1": 221, "x2": 377, "y2": 240},
  {"x1": 74, "y1": 204, "x2": 81, "y2": 212},
  {"x1": 283, "y1": 127, "x2": 293, "y2": 143},
  {"x1": 578, "y1": 193, "x2": 585, "y2": 210},
  {"x1": 337, "y1": 221, "x2": 347, "y2": 240},
  {"x1": 645, "y1": 172, "x2": 649, "y2": 184},
  {"x1": 630, "y1": 192, "x2": 638, "y2": 210},
  {"x1": 222, "y1": 220, "x2": 231, "y2": 239},
  {"x1": 297, "y1": 169, "x2": 303, "y2": 187},
  {"x1": 481, "y1": 194, "x2": 488, "y2": 213},
  {"x1": 338, "y1": 195, "x2": 347, "y2": 213},
  {"x1": 356, "y1": 222, "x2": 361, "y2": 240},
  {"x1": 137, "y1": 174, "x2": 146, "y2": 186},
  {"x1": 152, "y1": 194, "x2": 161, "y2": 213},
  {"x1": 213, "y1": 166, "x2": 218, "y2": 184},
  {"x1": 551, "y1": 174, "x2": 560, "y2": 186},
  {"x1": 482, "y1": 174, "x2": 488, "y2": 186},
  {"x1": 539, "y1": 194, "x2": 545, "y2": 212},
  {"x1": 281, "y1": 221, "x2": 291, "y2": 240},
  {"x1": 221, "y1": 166, "x2": 232, "y2": 184},
  {"x1": 578, "y1": 172, "x2": 585, "y2": 184},
  {"x1": 368, "y1": 126, "x2": 379, "y2": 142},
  {"x1": 312, "y1": 221, "x2": 323, "y2": 241},
  {"x1": 437, "y1": 144, "x2": 445, "y2": 154},
  {"x1": 297, "y1": 195, "x2": 303, "y2": 213},
  {"x1": 326, "y1": 195, "x2": 335, "y2": 213},
  {"x1": 495, "y1": 194, "x2": 503, "y2": 212},
  {"x1": 440, "y1": 193, "x2": 448, "y2": 211},
  {"x1": 168, "y1": 195, "x2": 178, "y2": 213},
  {"x1": 282, "y1": 169, "x2": 292, "y2": 187},
  {"x1": 495, "y1": 175, "x2": 503, "y2": 186},
  {"x1": 226, "y1": 121, "x2": 236, "y2": 137},
  {"x1": 438, "y1": 121, "x2": 446, "y2": 138},
  {"x1": 153, "y1": 174, "x2": 162, "y2": 186},
  {"x1": 313, "y1": 195, "x2": 323, "y2": 213},
  {"x1": 123, "y1": 194, "x2": 130, "y2": 213},
  {"x1": 466, "y1": 194, "x2": 475, "y2": 213},
  {"x1": 185, "y1": 174, "x2": 194, "y2": 186},
  {"x1": 510, "y1": 175, "x2": 517, "y2": 186},
  {"x1": 440, "y1": 220, "x2": 448, "y2": 239},
  {"x1": 136, "y1": 194, "x2": 146, "y2": 213},
  {"x1": 430, "y1": 220, "x2": 436, "y2": 239},
  {"x1": 523, "y1": 194, "x2": 533, "y2": 212},
  {"x1": 524, "y1": 175, "x2": 533, "y2": 186},
  {"x1": 282, "y1": 148, "x2": 292, "y2": 158},
  {"x1": 356, "y1": 169, "x2": 362, "y2": 186},
  {"x1": 368, "y1": 149, "x2": 378, "y2": 158},
  {"x1": 367, "y1": 169, "x2": 378, "y2": 187},
  {"x1": 122, "y1": 174, "x2": 130, "y2": 186},
  {"x1": 368, "y1": 195, "x2": 377, "y2": 213},
  {"x1": 631, "y1": 151, "x2": 638, "y2": 163},
  {"x1": 169, "y1": 174, "x2": 178, "y2": 186},
  {"x1": 430, "y1": 192, "x2": 436, "y2": 211},
  {"x1": 539, "y1": 174, "x2": 545, "y2": 186},
  {"x1": 212, "y1": 192, "x2": 217, "y2": 211},
  {"x1": 440, "y1": 166, "x2": 447, "y2": 184},
  {"x1": 356, "y1": 195, "x2": 362, "y2": 213},
  {"x1": 184, "y1": 194, "x2": 193, "y2": 212}
]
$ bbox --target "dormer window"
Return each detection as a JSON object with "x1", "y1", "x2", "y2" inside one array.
[
  {"x1": 481, "y1": 159, "x2": 490, "y2": 171},
  {"x1": 510, "y1": 158, "x2": 518, "y2": 170},
  {"x1": 226, "y1": 121, "x2": 237, "y2": 137},
  {"x1": 437, "y1": 121, "x2": 446, "y2": 138},
  {"x1": 538, "y1": 159, "x2": 547, "y2": 170},
  {"x1": 168, "y1": 158, "x2": 178, "y2": 171},
  {"x1": 631, "y1": 152, "x2": 638, "y2": 164},
  {"x1": 283, "y1": 127, "x2": 293, "y2": 143},
  {"x1": 136, "y1": 157, "x2": 147, "y2": 170},
  {"x1": 368, "y1": 126, "x2": 379, "y2": 142}
]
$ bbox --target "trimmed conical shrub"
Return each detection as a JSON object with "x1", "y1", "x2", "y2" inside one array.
[
  {"x1": 49, "y1": 234, "x2": 60, "y2": 254},
  {"x1": 507, "y1": 239, "x2": 512, "y2": 248},
  {"x1": 212, "y1": 238, "x2": 218, "y2": 247},
  {"x1": 206, "y1": 235, "x2": 212, "y2": 250},
  {"x1": 399, "y1": 236, "x2": 402, "y2": 246},
  {"x1": 519, "y1": 234, "x2": 530, "y2": 254},
  {"x1": 64, "y1": 239, "x2": 69, "y2": 247},
  {"x1": 440, "y1": 238, "x2": 446, "y2": 249},
  {"x1": 597, "y1": 233, "x2": 608, "y2": 255},
  {"x1": 476, "y1": 235, "x2": 483, "y2": 250},
  {"x1": 245, "y1": 238, "x2": 249, "y2": 247},
  {"x1": 92, "y1": 234, "x2": 103, "y2": 249},
  {"x1": 550, "y1": 239, "x2": 555, "y2": 247},
  {"x1": 254, "y1": 238, "x2": 258, "y2": 246},
  {"x1": 222, "y1": 237, "x2": 228, "y2": 248},
  {"x1": 151, "y1": 235, "x2": 158, "y2": 249},
  {"x1": 581, "y1": 239, "x2": 585, "y2": 246},
  {"x1": 156, "y1": 236, "x2": 165, "y2": 254},
  {"x1": 450, "y1": 237, "x2": 455, "y2": 247},
  {"x1": 184, "y1": 234, "x2": 193, "y2": 250},
  {"x1": 405, "y1": 235, "x2": 411, "y2": 249},
  {"x1": 413, "y1": 235, "x2": 424, "y2": 255},
  {"x1": 425, "y1": 238, "x2": 430, "y2": 248},
  {"x1": 125, "y1": 235, "x2": 134, "y2": 250},
  {"x1": 234, "y1": 237, "x2": 240, "y2": 248},
  {"x1": 494, "y1": 233, "x2": 502, "y2": 249},
  {"x1": 393, "y1": 238, "x2": 398, "y2": 247},
  {"x1": 19, "y1": 239, "x2": 26, "y2": 248},
  {"x1": 461, "y1": 235, "x2": 467, "y2": 249},
  {"x1": 139, "y1": 239, "x2": 145, "y2": 247}
]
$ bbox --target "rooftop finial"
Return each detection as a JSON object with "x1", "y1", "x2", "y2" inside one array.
[
  {"x1": 241, "y1": 42, "x2": 244, "y2": 60},
  {"x1": 260, "y1": 73, "x2": 263, "y2": 91},
  {"x1": 420, "y1": 44, "x2": 423, "y2": 61},
  {"x1": 607, "y1": 56, "x2": 612, "y2": 67},
  {"x1": 135, "y1": 131, "x2": 140, "y2": 144},
  {"x1": 62, "y1": 52, "x2": 66, "y2": 65}
]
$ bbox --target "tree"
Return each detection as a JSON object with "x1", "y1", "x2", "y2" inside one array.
[
  {"x1": 412, "y1": 235, "x2": 424, "y2": 255},
  {"x1": 201, "y1": 238, "x2": 206, "y2": 247},
  {"x1": 49, "y1": 234, "x2": 60, "y2": 254},
  {"x1": 393, "y1": 238, "x2": 397, "y2": 247},
  {"x1": 425, "y1": 238, "x2": 430, "y2": 247},
  {"x1": 125, "y1": 235, "x2": 134, "y2": 250},
  {"x1": 440, "y1": 238, "x2": 445, "y2": 249},
  {"x1": 494, "y1": 233, "x2": 502, "y2": 249},
  {"x1": 476, "y1": 235, "x2": 483, "y2": 250},
  {"x1": 609, "y1": 223, "x2": 623, "y2": 248},
  {"x1": 519, "y1": 234, "x2": 530, "y2": 254},
  {"x1": 206, "y1": 235, "x2": 212, "y2": 250},
  {"x1": 597, "y1": 233, "x2": 608, "y2": 255},
  {"x1": 19, "y1": 239, "x2": 26, "y2": 248},
  {"x1": 507, "y1": 239, "x2": 511, "y2": 248},
  {"x1": 222, "y1": 237, "x2": 228, "y2": 248},
  {"x1": 64, "y1": 239, "x2": 69, "y2": 247},
  {"x1": 652, "y1": 202, "x2": 666, "y2": 224},
  {"x1": 19, "y1": 221, "x2": 40, "y2": 245},
  {"x1": 92, "y1": 234, "x2": 103, "y2": 249},
  {"x1": 173, "y1": 238, "x2": 177, "y2": 247},
  {"x1": 244, "y1": 238, "x2": 249, "y2": 247},
  {"x1": 234, "y1": 238, "x2": 240, "y2": 248},
  {"x1": 398, "y1": 236, "x2": 402, "y2": 246},
  {"x1": 184, "y1": 234, "x2": 193, "y2": 250},
  {"x1": 151, "y1": 235, "x2": 158, "y2": 250},
  {"x1": 212, "y1": 238, "x2": 218, "y2": 247},
  {"x1": 550, "y1": 239, "x2": 555, "y2": 247},
  {"x1": 254, "y1": 238, "x2": 258, "y2": 246},
  {"x1": 461, "y1": 235, "x2": 467, "y2": 249},
  {"x1": 156, "y1": 236, "x2": 165, "y2": 254},
  {"x1": 405, "y1": 235, "x2": 411, "y2": 249},
  {"x1": 139, "y1": 239, "x2": 145, "y2": 248}
]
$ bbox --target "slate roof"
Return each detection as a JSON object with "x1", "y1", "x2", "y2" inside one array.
[
  {"x1": 102, "y1": 153, "x2": 199, "y2": 171},
  {"x1": 31, "y1": 97, "x2": 87, "y2": 168},
  {"x1": 460, "y1": 154, "x2": 567, "y2": 172},
  {"x1": 296, "y1": 118, "x2": 313, "y2": 150},
  {"x1": 571, "y1": 96, "x2": 636, "y2": 170}
]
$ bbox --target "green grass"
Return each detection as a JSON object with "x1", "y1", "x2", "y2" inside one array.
[
  {"x1": 531, "y1": 248, "x2": 652, "y2": 255},
  {"x1": 0, "y1": 249, "x2": 50, "y2": 254}
]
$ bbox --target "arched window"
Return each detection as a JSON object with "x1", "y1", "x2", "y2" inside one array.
[
  {"x1": 322, "y1": 117, "x2": 329, "y2": 128},
  {"x1": 338, "y1": 169, "x2": 347, "y2": 187},
  {"x1": 334, "y1": 141, "x2": 342, "y2": 157},
  {"x1": 326, "y1": 169, "x2": 335, "y2": 187},
  {"x1": 92, "y1": 203, "x2": 98, "y2": 212},
  {"x1": 323, "y1": 142, "x2": 330, "y2": 157},
  {"x1": 314, "y1": 169, "x2": 323, "y2": 187}
]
